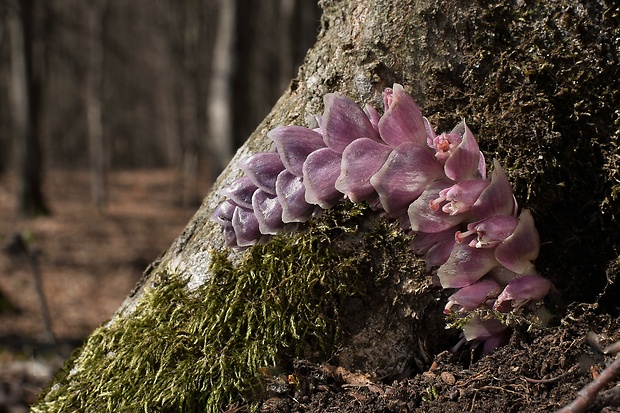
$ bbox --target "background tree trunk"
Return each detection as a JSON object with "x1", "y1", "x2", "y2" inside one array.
[
  {"x1": 33, "y1": 0, "x2": 620, "y2": 411},
  {"x1": 85, "y1": 0, "x2": 107, "y2": 207},
  {"x1": 7, "y1": 0, "x2": 49, "y2": 217},
  {"x1": 207, "y1": 0, "x2": 236, "y2": 180}
]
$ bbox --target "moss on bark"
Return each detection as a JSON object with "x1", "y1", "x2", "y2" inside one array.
[{"x1": 34, "y1": 203, "x2": 445, "y2": 412}]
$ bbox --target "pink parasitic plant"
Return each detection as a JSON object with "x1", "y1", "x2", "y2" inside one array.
[{"x1": 211, "y1": 84, "x2": 551, "y2": 353}]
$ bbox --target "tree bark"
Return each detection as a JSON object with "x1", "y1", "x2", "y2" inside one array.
[{"x1": 33, "y1": 0, "x2": 620, "y2": 411}]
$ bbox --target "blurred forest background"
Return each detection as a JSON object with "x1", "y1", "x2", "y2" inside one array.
[
  {"x1": 0, "y1": 0, "x2": 320, "y2": 212},
  {"x1": 0, "y1": 0, "x2": 320, "y2": 409}
]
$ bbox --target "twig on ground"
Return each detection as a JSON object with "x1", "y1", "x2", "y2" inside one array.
[
  {"x1": 555, "y1": 335, "x2": 620, "y2": 413},
  {"x1": 592, "y1": 386, "x2": 620, "y2": 410},
  {"x1": 586, "y1": 331, "x2": 620, "y2": 356},
  {"x1": 523, "y1": 365, "x2": 579, "y2": 384},
  {"x1": 603, "y1": 341, "x2": 620, "y2": 356},
  {"x1": 2, "y1": 233, "x2": 57, "y2": 347}
]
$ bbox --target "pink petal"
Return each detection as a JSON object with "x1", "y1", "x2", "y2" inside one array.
[
  {"x1": 444, "y1": 279, "x2": 502, "y2": 314},
  {"x1": 310, "y1": 115, "x2": 322, "y2": 130},
  {"x1": 441, "y1": 179, "x2": 490, "y2": 216},
  {"x1": 238, "y1": 152, "x2": 285, "y2": 194},
  {"x1": 322, "y1": 93, "x2": 379, "y2": 153},
  {"x1": 425, "y1": 238, "x2": 457, "y2": 268},
  {"x1": 268, "y1": 125, "x2": 325, "y2": 176},
  {"x1": 462, "y1": 316, "x2": 510, "y2": 354},
  {"x1": 370, "y1": 142, "x2": 445, "y2": 215},
  {"x1": 219, "y1": 177, "x2": 258, "y2": 209},
  {"x1": 378, "y1": 84, "x2": 427, "y2": 147},
  {"x1": 494, "y1": 274, "x2": 551, "y2": 311},
  {"x1": 481, "y1": 331, "x2": 511, "y2": 354},
  {"x1": 444, "y1": 121, "x2": 485, "y2": 181},
  {"x1": 364, "y1": 104, "x2": 380, "y2": 132},
  {"x1": 494, "y1": 209, "x2": 540, "y2": 274},
  {"x1": 449, "y1": 122, "x2": 486, "y2": 178},
  {"x1": 335, "y1": 138, "x2": 392, "y2": 203},
  {"x1": 210, "y1": 200, "x2": 237, "y2": 227},
  {"x1": 302, "y1": 148, "x2": 343, "y2": 209},
  {"x1": 382, "y1": 87, "x2": 394, "y2": 109},
  {"x1": 432, "y1": 129, "x2": 462, "y2": 163},
  {"x1": 232, "y1": 206, "x2": 262, "y2": 247},
  {"x1": 251, "y1": 190, "x2": 285, "y2": 235},
  {"x1": 488, "y1": 266, "x2": 521, "y2": 287},
  {"x1": 275, "y1": 170, "x2": 315, "y2": 223},
  {"x1": 478, "y1": 152, "x2": 487, "y2": 179},
  {"x1": 408, "y1": 180, "x2": 468, "y2": 233},
  {"x1": 470, "y1": 159, "x2": 516, "y2": 220},
  {"x1": 423, "y1": 117, "x2": 436, "y2": 148},
  {"x1": 456, "y1": 215, "x2": 519, "y2": 249},
  {"x1": 222, "y1": 225, "x2": 238, "y2": 248},
  {"x1": 462, "y1": 316, "x2": 508, "y2": 341},
  {"x1": 437, "y1": 242, "x2": 499, "y2": 288},
  {"x1": 473, "y1": 216, "x2": 519, "y2": 246},
  {"x1": 410, "y1": 228, "x2": 456, "y2": 255}
]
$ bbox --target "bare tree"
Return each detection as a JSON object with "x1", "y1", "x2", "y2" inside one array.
[
  {"x1": 177, "y1": 0, "x2": 207, "y2": 206},
  {"x1": 84, "y1": 0, "x2": 107, "y2": 207},
  {"x1": 278, "y1": 0, "x2": 295, "y2": 92},
  {"x1": 6, "y1": 0, "x2": 48, "y2": 217},
  {"x1": 207, "y1": 0, "x2": 236, "y2": 180}
]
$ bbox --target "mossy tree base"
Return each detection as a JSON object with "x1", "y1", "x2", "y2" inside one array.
[{"x1": 33, "y1": 204, "x2": 449, "y2": 412}]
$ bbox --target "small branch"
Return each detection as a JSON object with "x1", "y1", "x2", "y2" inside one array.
[
  {"x1": 555, "y1": 340, "x2": 620, "y2": 413},
  {"x1": 26, "y1": 246, "x2": 57, "y2": 346},
  {"x1": 2, "y1": 233, "x2": 57, "y2": 347},
  {"x1": 592, "y1": 386, "x2": 620, "y2": 410},
  {"x1": 585, "y1": 331, "x2": 620, "y2": 356},
  {"x1": 604, "y1": 340, "x2": 620, "y2": 355},
  {"x1": 523, "y1": 365, "x2": 578, "y2": 384}
]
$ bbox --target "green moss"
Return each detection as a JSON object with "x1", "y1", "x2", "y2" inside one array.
[
  {"x1": 411, "y1": 0, "x2": 620, "y2": 306},
  {"x1": 33, "y1": 203, "x2": 407, "y2": 412}
]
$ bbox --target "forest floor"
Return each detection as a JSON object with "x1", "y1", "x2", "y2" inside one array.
[
  {"x1": 0, "y1": 170, "x2": 618, "y2": 413},
  {"x1": 257, "y1": 305, "x2": 620, "y2": 413},
  {"x1": 0, "y1": 169, "x2": 200, "y2": 412}
]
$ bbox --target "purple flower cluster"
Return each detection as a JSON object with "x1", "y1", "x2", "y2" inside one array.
[{"x1": 211, "y1": 84, "x2": 551, "y2": 352}]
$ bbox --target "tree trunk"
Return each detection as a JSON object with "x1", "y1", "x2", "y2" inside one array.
[
  {"x1": 179, "y1": 0, "x2": 203, "y2": 207},
  {"x1": 278, "y1": 0, "x2": 295, "y2": 93},
  {"x1": 207, "y1": 0, "x2": 236, "y2": 180},
  {"x1": 7, "y1": 0, "x2": 49, "y2": 217},
  {"x1": 33, "y1": 0, "x2": 620, "y2": 411},
  {"x1": 85, "y1": 0, "x2": 107, "y2": 207}
]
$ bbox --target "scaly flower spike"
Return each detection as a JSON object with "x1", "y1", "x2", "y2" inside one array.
[{"x1": 211, "y1": 84, "x2": 551, "y2": 353}]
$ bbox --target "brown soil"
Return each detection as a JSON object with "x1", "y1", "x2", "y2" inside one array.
[
  {"x1": 257, "y1": 304, "x2": 620, "y2": 413},
  {"x1": 0, "y1": 169, "x2": 199, "y2": 411}
]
